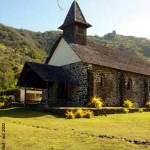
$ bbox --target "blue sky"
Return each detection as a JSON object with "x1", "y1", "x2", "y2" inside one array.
[{"x1": 0, "y1": 0, "x2": 150, "y2": 39}]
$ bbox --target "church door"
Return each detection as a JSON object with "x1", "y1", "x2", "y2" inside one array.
[{"x1": 57, "y1": 83, "x2": 68, "y2": 100}]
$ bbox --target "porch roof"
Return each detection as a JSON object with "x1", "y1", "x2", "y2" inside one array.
[{"x1": 17, "y1": 62, "x2": 78, "y2": 89}]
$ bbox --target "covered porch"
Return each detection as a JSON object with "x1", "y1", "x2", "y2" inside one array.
[{"x1": 17, "y1": 62, "x2": 78, "y2": 108}]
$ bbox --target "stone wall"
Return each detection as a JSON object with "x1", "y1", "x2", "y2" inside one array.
[
  {"x1": 48, "y1": 83, "x2": 58, "y2": 102},
  {"x1": 42, "y1": 83, "x2": 58, "y2": 100},
  {"x1": 147, "y1": 79, "x2": 150, "y2": 100},
  {"x1": 42, "y1": 83, "x2": 59, "y2": 105},
  {"x1": 123, "y1": 72, "x2": 144, "y2": 107},
  {"x1": 42, "y1": 62, "x2": 89, "y2": 107},
  {"x1": 92, "y1": 64, "x2": 149, "y2": 107},
  {"x1": 43, "y1": 62, "x2": 150, "y2": 107},
  {"x1": 63, "y1": 62, "x2": 88, "y2": 106},
  {"x1": 92, "y1": 65, "x2": 120, "y2": 106},
  {"x1": 45, "y1": 107, "x2": 150, "y2": 117}
]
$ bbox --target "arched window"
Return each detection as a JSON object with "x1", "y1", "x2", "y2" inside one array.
[
  {"x1": 127, "y1": 78, "x2": 132, "y2": 90},
  {"x1": 100, "y1": 75, "x2": 105, "y2": 86}
]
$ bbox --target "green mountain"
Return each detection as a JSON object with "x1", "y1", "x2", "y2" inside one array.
[
  {"x1": 88, "y1": 30, "x2": 150, "y2": 61},
  {"x1": 0, "y1": 24, "x2": 150, "y2": 90},
  {"x1": 0, "y1": 23, "x2": 60, "y2": 55}
]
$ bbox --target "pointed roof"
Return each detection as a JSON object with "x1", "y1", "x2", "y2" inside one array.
[{"x1": 59, "y1": 0, "x2": 91, "y2": 29}]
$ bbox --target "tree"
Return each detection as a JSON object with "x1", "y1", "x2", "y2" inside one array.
[{"x1": 0, "y1": 61, "x2": 14, "y2": 91}]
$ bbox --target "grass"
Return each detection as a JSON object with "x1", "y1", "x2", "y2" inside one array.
[{"x1": 0, "y1": 107, "x2": 150, "y2": 150}]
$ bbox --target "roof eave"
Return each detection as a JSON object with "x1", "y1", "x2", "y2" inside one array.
[{"x1": 58, "y1": 21, "x2": 92, "y2": 30}]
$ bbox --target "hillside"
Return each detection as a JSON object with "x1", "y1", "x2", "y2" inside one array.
[
  {"x1": 0, "y1": 24, "x2": 150, "y2": 90},
  {"x1": 88, "y1": 30, "x2": 150, "y2": 61}
]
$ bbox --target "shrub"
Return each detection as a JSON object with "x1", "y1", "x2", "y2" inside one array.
[
  {"x1": 88, "y1": 97, "x2": 103, "y2": 108},
  {"x1": 138, "y1": 108, "x2": 144, "y2": 113},
  {"x1": 123, "y1": 100, "x2": 133, "y2": 108},
  {"x1": 66, "y1": 109, "x2": 94, "y2": 119},
  {"x1": 146, "y1": 101, "x2": 150, "y2": 108},
  {"x1": 123, "y1": 108, "x2": 129, "y2": 113},
  {"x1": 66, "y1": 111, "x2": 75, "y2": 119},
  {"x1": 0, "y1": 102, "x2": 5, "y2": 109},
  {"x1": 74, "y1": 109, "x2": 84, "y2": 118},
  {"x1": 0, "y1": 95, "x2": 9, "y2": 102},
  {"x1": 83, "y1": 110, "x2": 94, "y2": 118}
]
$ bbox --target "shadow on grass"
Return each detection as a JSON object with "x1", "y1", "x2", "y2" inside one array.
[{"x1": 0, "y1": 107, "x2": 63, "y2": 118}]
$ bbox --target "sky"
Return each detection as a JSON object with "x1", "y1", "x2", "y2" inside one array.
[{"x1": 0, "y1": 0, "x2": 150, "y2": 39}]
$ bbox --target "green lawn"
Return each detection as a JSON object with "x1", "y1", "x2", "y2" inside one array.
[{"x1": 0, "y1": 107, "x2": 150, "y2": 150}]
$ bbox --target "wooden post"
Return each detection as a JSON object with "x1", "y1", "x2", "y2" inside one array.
[
  {"x1": 46, "y1": 81, "x2": 49, "y2": 109},
  {"x1": 34, "y1": 88, "x2": 36, "y2": 101},
  {"x1": 24, "y1": 87, "x2": 27, "y2": 107}
]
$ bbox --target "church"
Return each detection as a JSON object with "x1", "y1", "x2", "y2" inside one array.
[{"x1": 18, "y1": 0, "x2": 150, "y2": 107}]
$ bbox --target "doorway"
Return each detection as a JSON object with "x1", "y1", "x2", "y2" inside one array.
[{"x1": 57, "y1": 83, "x2": 68, "y2": 99}]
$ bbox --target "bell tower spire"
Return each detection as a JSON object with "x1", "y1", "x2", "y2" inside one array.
[{"x1": 58, "y1": 0, "x2": 91, "y2": 45}]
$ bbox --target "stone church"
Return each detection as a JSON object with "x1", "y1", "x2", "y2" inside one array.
[{"x1": 18, "y1": 0, "x2": 150, "y2": 107}]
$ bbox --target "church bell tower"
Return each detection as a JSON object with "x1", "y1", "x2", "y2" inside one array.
[{"x1": 58, "y1": 0, "x2": 91, "y2": 45}]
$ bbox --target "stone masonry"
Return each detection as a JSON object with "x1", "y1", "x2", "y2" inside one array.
[
  {"x1": 63, "y1": 62, "x2": 88, "y2": 106},
  {"x1": 64, "y1": 63, "x2": 150, "y2": 107},
  {"x1": 43, "y1": 62, "x2": 150, "y2": 107}
]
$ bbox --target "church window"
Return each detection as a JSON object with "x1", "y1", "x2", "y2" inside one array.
[
  {"x1": 127, "y1": 78, "x2": 132, "y2": 90},
  {"x1": 100, "y1": 75, "x2": 105, "y2": 86}
]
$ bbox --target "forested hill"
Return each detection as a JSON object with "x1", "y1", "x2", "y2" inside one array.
[
  {"x1": 88, "y1": 31, "x2": 150, "y2": 61},
  {"x1": 0, "y1": 23, "x2": 150, "y2": 90},
  {"x1": 0, "y1": 23, "x2": 60, "y2": 55},
  {"x1": 1, "y1": 23, "x2": 150, "y2": 59}
]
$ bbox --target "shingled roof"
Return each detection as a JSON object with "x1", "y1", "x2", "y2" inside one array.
[
  {"x1": 70, "y1": 43, "x2": 150, "y2": 76},
  {"x1": 59, "y1": 0, "x2": 91, "y2": 29},
  {"x1": 17, "y1": 62, "x2": 78, "y2": 88}
]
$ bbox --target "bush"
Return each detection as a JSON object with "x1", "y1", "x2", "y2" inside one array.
[
  {"x1": 138, "y1": 108, "x2": 144, "y2": 113},
  {"x1": 88, "y1": 97, "x2": 103, "y2": 108},
  {"x1": 0, "y1": 102, "x2": 5, "y2": 109},
  {"x1": 66, "y1": 111, "x2": 75, "y2": 119},
  {"x1": 66, "y1": 109, "x2": 94, "y2": 119},
  {"x1": 123, "y1": 108, "x2": 129, "y2": 113},
  {"x1": 0, "y1": 95, "x2": 9, "y2": 102},
  {"x1": 74, "y1": 109, "x2": 84, "y2": 118},
  {"x1": 83, "y1": 110, "x2": 94, "y2": 118},
  {"x1": 146, "y1": 101, "x2": 150, "y2": 108},
  {"x1": 123, "y1": 100, "x2": 133, "y2": 108}
]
